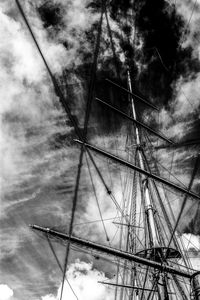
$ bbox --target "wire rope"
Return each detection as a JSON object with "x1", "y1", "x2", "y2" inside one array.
[
  {"x1": 73, "y1": 216, "x2": 122, "y2": 226},
  {"x1": 59, "y1": 2, "x2": 105, "y2": 298},
  {"x1": 102, "y1": 134, "x2": 113, "y2": 189},
  {"x1": 85, "y1": 152, "x2": 110, "y2": 242},
  {"x1": 143, "y1": 124, "x2": 195, "y2": 272},
  {"x1": 165, "y1": 154, "x2": 199, "y2": 256},
  {"x1": 46, "y1": 236, "x2": 79, "y2": 300}
]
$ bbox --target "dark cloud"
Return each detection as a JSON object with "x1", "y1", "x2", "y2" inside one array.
[{"x1": 37, "y1": 1, "x2": 64, "y2": 29}]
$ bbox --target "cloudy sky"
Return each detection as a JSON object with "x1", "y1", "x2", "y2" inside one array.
[{"x1": 0, "y1": 0, "x2": 200, "y2": 300}]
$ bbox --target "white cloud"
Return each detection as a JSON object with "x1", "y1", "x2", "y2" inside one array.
[
  {"x1": 173, "y1": 75, "x2": 200, "y2": 118},
  {"x1": 176, "y1": 0, "x2": 200, "y2": 49},
  {"x1": 182, "y1": 233, "x2": 200, "y2": 250},
  {"x1": 42, "y1": 260, "x2": 114, "y2": 300},
  {"x1": 58, "y1": 0, "x2": 97, "y2": 30},
  {"x1": 0, "y1": 9, "x2": 44, "y2": 84},
  {"x1": 0, "y1": 284, "x2": 13, "y2": 300},
  {"x1": 178, "y1": 233, "x2": 200, "y2": 270},
  {"x1": 0, "y1": 5, "x2": 73, "y2": 203}
]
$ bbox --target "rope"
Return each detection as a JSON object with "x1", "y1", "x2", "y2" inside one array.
[
  {"x1": 15, "y1": 2, "x2": 119, "y2": 299},
  {"x1": 59, "y1": 149, "x2": 84, "y2": 300},
  {"x1": 140, "y1": 266, "x2": 149, "y2": 300},
  {"x1": 15, "y1": 0, "x2": 124, "y2": 207},
  {"x1": 46, "y1": 235, "x2": 79, "y2": 300},
  {"x1": 73, "y1": 216, "x2": 122, "y2": 226},
  {"x1": 85, "y1": 153, "x2": 110, "y2": 241},
  {"x1": 143, "y1": 129, "x2": 194, "y2": 270},
  {"x1": 59, "y1": 3, "x2": 105, "y2": 299},
  {"x1": 15, "y1": 0, "x2": 83, "y2": 140},
  {"x1": 166, "y1": 154, "x2": 200, "y2": 256}
]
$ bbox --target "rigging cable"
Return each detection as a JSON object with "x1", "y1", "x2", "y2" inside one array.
[
  {"x1": 182, "y1": 234, "x2": 200, "y2": 252},
  {"x1": 141, "y1": 124, "x2": 188, "y2": 189},
  {"x1": 136, "y1": 114, "x2": 191, "y2": 297},
  {"x1": 59, "y1": 2, "x2": 105, "y2": 299},
  {"x1": 14, "y1": 2, "x2": 118, "y2": 299},
  {"x1": 115, "y1": 136, "x2": 125, "y2": 200},
  {"x1": 59, "y1": 149, "x2": 84, "y2": 300},
  {"x1": 15, "y1": 0, "x2": 83, "y2": 140},
  {"x1": 15, "y1": 0, "x2": 116, "y2": 206},
  {"x1": 141, "y1": 122, "x2": 198, "y2": 271},
  {"x1": 166, "y1": 153, "x2": 200, "y2": 256},
  {"x1": 73, "y1": 216, "x2": 122, "y2": 226},
  {"x1": 102, "y1": 134, "x2": 114, "y2": 190},
  {"x1": 143, "y1": 129, "x2": 194, "y2": 271},
  {"x1": 46, "y1": 235, "x2": 79, "y2": 300},
  {"x1": 85, "y1": 152, "x2": 110, "y2": 242}
]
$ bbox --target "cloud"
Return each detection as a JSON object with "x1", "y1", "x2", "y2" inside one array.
[
  {"x1": 156, "y1": 72, "x2": 200, "y2": 141},
  {"x1": 0, "y1": 3, "x2": 115, "y2": 299},
  {"x1": 58, "y1": 0, "x2": 97, "y2": 30},
  {"x1": 174, "y1": 75, "x2": 200, "y2": 115},
  {"x1": 0, "y1": 4, "x2": 74, "y2": 204},
  {"x1": 42, "y1": 260, "x2": 114, "y2": 300},
  {"x1": 1, "y1": 1, "x2": 199, "y2": 299},
  {"x1": 176, "y1": 0, "x2": 200, "y2": 47},
  {"x1": 178, "y1": 233, "x2": 200, "y2": 270},
  {"x1": 0, "y1": 284, "x2": 13, "y2": 300}
]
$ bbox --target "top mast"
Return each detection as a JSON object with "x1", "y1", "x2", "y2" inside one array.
[
  {"x1": 126, "y1": 69, "x2": 183, "y2": 300},
  {"x1": 127, "y1": 69, "x2": 159, "y2": 248}
]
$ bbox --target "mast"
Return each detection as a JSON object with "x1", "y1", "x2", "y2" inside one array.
[
  {"x1": 127, "y1": 69, "x2": 159, "y2": 249},
  {"x1": 30, "y1": 68, "x2": 200, "y2": 298},
  {"x1": 127, "y1": 69, "x2": 166, "y2": 299}
]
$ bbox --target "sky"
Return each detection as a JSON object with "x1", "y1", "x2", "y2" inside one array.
[{"x1": 0, "y1": 1, "x2": 200, "y2": 300}]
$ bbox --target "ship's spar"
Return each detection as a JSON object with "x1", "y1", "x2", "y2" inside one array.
[{"x1": 15, "y1": 0, "x2": 200, "y2": 299}]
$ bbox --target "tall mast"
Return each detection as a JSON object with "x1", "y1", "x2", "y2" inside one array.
[
  {"x1": 126, "y1": 70, "x2": 182, "y2": 300},
  {"x1": 127, "y1": 69, "x2": 162, "y2": 299},
  {"x1": 127, "y1": 69, "x2": 159, "y2": 248}
]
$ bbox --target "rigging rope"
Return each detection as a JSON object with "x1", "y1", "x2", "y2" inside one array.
[
  {"x1": 15, "y1": 2, "x2": 119, "y2": 299},
  {"x1": 166, "y1": 154, "x2": 200, "y2": 256},
  {"x1": 15, "y1": 0, "x2": 83, "y2": 140},
  {"x1": 59, "y1": 150, "x2": 84, "y2": 300},
  {"x1": 143, "y1": 128, "x2": 194, "y2": 271},
  {"x1": 85, "y1": 152, "x2": 110, "y2": 241},
  {"x1": 46, "y1": 236, "x2": 79, "y2": 300},
  {"x1": 16, "y1": 1, "x2": 128, "y2": 220},
  {"x1": 59, "y1": 2, "x2": 105, "y2": 299}
]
